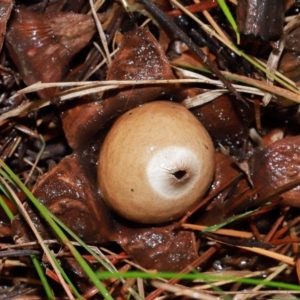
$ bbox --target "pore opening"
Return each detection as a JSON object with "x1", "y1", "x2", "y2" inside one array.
[{"x1": 172, "y1": 170, "x2": 187, "y2": 180}]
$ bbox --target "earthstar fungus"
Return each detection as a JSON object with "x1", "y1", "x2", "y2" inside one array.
[
  {"x1": 11, "y1": 27, "x2": 201, "y2": 271},
  {"x1": 98, "y1": 101, "x2": 215, "y2": 223}
]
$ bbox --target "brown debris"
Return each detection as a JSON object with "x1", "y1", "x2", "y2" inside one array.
[
  {"x1": 197, "y1": 152, "x2": 251, "y2": 226},
  {"x1": 237, "y1": 0, "x2": 285, "y2": 41},
  {"x1": 6, "y1": 7, "x2": 97, "y2": 97},
  {"x1": 191, "y1": 94, "x2": 253, "y2": 148},
  {"x1": 0, "y1": 0, "x2": 13, "y2": 54},
  {"x1": 251, "y1": 136, "x2": 300, "y2": 207},
  {"x1": 118, "y1": 225, "x2": 198, "y2": 272}
]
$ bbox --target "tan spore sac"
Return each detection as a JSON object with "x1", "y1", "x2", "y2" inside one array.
[{"x1": 98, "y1": 101, "x2": 215, "y2": 224}]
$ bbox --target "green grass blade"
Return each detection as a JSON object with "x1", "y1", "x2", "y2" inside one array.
[
  {"x1": 45, "y1": 244, "x2": 83, "y2": 300},
  {"x1": 29, "y1": 195, "x2": 142, "y2": 299},
  {"x1": 238, "y1": 51, "x2": 300, "y2": 94},
  {"x1": 0, "y1": 194, "x2": 14, "y2": 221},
  {"x1": 51, "y1": 212, "x2": 143, "y2": 300},
  {"x1": 202, "y1": 208, "x2": 259, "y2": 232},
  {"x1": 216, "y1": 0, "x2": 240, "y2": 43},
  {"x1": 0, "y1": 159, "x2": 113, "y2": 300},
  {"x1": 95, "y1": 271, "x2": 300, "y2": 291},
  {"x1": 64, "y1": 240, "x2": 113, "y2": 299},
  {"x1": 31, "y1": 254, "x2": 55, "y2": 300},
  {"x1": 0, "y1": 168, "x2": 16, "y2": 187},
  {"x1": 0, "y1": 186, "x2": 55, "y2": 299},
  {"x1": 49, "y1": 212, "x2": 115, "y2": 272}
]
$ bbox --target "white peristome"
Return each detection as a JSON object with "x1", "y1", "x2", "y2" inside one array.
[
  {"x1": 146, "y1": 146, "x2": 201, "y2": 199},
  {"x1": 98, "y1": 101, "x2": 215, "y2": 224}
]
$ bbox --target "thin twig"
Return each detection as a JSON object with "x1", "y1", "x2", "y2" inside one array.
[
  {"x1": 138, "y1": 0, "x2": 246, "y2": 104},
  {"x1": 89, "y1": 0, "x2": 112, "y2": 66}
]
